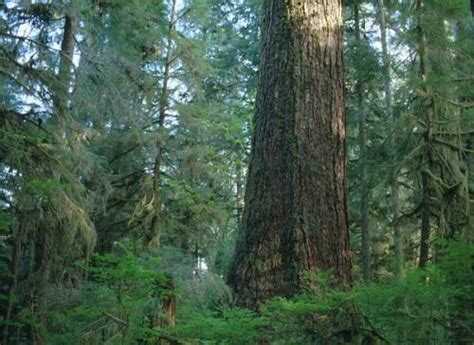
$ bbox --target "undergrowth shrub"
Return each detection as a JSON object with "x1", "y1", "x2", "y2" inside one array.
[
  {"x1": 176, "y1": 241, "x2": 473, "y2": 345},
  {"x1": 354, "y1": 240, "x2": 473, "y2": 344},
  {"x1": 43, "y1": 240, "x2": 472, "y2": 344},
  {"x1": 46, "y1": 242, "x2": 173, "y2": 344}
]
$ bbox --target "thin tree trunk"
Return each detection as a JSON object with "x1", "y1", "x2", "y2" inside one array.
[
  {"x1": 378, "y1": 0, "x2": 403, "y2": 276},
  {"x1": 229, "y1": 0, "x2": 351, "y2": 308},
  {"x1": 1, "y1": 215, "x2": 28, "y2": 344},
  {"x1": 52, "y1": 12, "x2": 78, "y2": 125},
  {"x1": 419, "y1": 173, "x2": 431, "y2": 268},
  {"x1": 39, "y1": 9, "x2": 78, "y2": 281},
  {"x1": 466, "y1": 0, "x2": 473, "y2": 243},
  {"x1": 417, "y1": 0, "x2": 432, "y2": 268},
  {"x1": 354, "y1": 1, "x2": 370, "y2": 282},
  {"x1": 235, "y1": 158, "x2": 244, "y2": 226},
  {"x1": 147, "y1": 0, "x2": 178, "y2": 332},
  {"x1": 148, "y1": 0, "x2": 177, "y2": 247},
  {"x1": 152, "y1": 275, "x2": 176, "y2": 330},
  {"x1": 34, "y1": 11, "x2": 79, "y2": 344}
]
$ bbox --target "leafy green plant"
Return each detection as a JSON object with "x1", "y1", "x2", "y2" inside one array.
[
  {"x1": 46, "y1": 242, "x2": 172, "y2": 344},
  {"x1": 176, "y1": 307, "x2": 268, "y2": 344}
]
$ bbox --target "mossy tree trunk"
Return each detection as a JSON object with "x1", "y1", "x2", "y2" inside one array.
[
  {"x1": 229, "y1": 0, "x2": 351, "y2": 308},
  {"x1": 148, "y1": 0, "x2": 177, "y2": 248},
  {"x1": 149, "y1": 2, "x2": 178, "y2": 331},
  {"x1": 416, "y1": 0, "x2": 433, "y2": 269}
]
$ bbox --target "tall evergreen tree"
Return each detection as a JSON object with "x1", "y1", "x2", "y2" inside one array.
[
  {"x1": 229, "y1": 0, "x2": 351, "y2": 308},
  {"x1": 353, "y1": 0, "x2": 370, "y2": 282},
  {"x1": 378, "y1": 0, "x2": 403, "y2": 276}
]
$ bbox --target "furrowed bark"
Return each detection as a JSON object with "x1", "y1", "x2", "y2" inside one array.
[{"x1": 229, "y1": 0, "x2": 351, "y2": 308}]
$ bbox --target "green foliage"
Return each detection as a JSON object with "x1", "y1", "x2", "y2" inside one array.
[
  {"x1": 176, "y1": 308, "x2": 268, "y2": 344},
  {"x1": 174, "y1": 241, "x2": 473, "y2": 344},
  {"x1": 26, "y1": 177, "x2": 68, "y2": 200},
  {"x1": 46, "y1": 243, "x2": 172, "y2": 344},
  {"x1": 0, "y1": 209, "x2": 11, "y2": 234},
  {"x1": 355, "y1": 241, "x2": 473, "y2": 344}
]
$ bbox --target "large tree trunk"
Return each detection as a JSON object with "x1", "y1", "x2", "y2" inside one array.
[{"x1": 229, "y1": 0, "x2": 351, "y2": 308}]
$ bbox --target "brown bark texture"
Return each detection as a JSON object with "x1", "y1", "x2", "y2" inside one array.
[
  {"x1": 53, "y1": 13, "x2": 78, "y2": 122},
  {"x1": 228, "y1": 0, "x2": 351, "y2": 308}
]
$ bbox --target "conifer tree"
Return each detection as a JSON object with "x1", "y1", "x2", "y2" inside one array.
[{"x1": 229, "y1": 0, "x2": 351, "y2": 308}]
